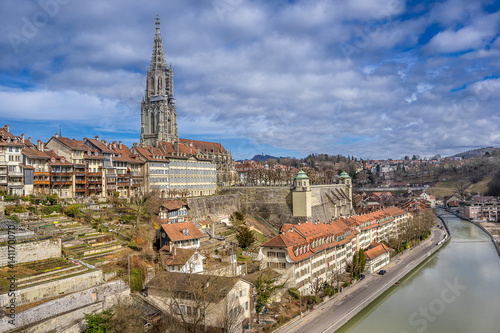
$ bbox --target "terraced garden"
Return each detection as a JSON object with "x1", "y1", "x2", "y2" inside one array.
[{"x1": 0, "y1": 258, "x2": 88, "y2": 293}]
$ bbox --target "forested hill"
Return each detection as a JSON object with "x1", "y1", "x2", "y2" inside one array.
[{"x1": 453, "y1": 147, "x2": 500, "y2": 159}]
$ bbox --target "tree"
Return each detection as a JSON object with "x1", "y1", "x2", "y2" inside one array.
[
  {"x1": 85, "y1": 309, "x2": 113, "y2": 332},
  {"x1": 254, "y1": 271, "x2": 284, "y2": 321},
  {"x1": 236, "y1": 225, "x2": 256, "y2": 250},
  {"x1": 359, "y1": 249, "x2": 366, "y2": 273},
  {"x1": 486, "y1": 169, "x2": 500, "y2": 196},
  {"x1": 455, "y1": 180, "x2": 470, "y2": 198}
]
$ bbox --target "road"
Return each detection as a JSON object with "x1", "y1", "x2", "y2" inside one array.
[{"x1": 276, "y1": 226, "x2": 446, "y2": 333}]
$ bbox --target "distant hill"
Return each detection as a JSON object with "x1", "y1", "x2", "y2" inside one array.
[
  {"x1": 453, "y1": 147, "x2": 500, "y2": 159},
  {"x1": 251, "y1": 154, "x2": 282, "y2": 162}
]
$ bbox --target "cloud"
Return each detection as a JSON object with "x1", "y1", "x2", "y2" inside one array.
[{"x1": 0, "y1": 0, "x2": 499, "y2": 160}]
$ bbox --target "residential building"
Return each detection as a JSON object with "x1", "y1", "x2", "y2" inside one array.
[
  {"x1": 159, "y1": 244, "x2": 204, "y2": 274},
  {"x1": 107, "y1": 141, "x2": 144, "y2": 197},
  {"x1": 146, "y1": 272, "x2": 252, "y2": 332},
  {"x1": 364, "y1": 242, "x2": 392, "y2": 274},
  {"x1": 158, "y1": 221, "x2": 205, "y2": 249},
  {"x1": 258, "y1": 207, "x2": 408, "y2": 294},
  {"x1": 159, "y1": 200, "x2": 189, "y2": 223}
]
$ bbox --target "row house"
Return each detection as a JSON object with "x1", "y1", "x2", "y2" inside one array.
[
  {"x1": 107, "y1": 141, "x2": 144, "y2": 198},
  {"x1": 258, "y1": 207, "x2": 408, "y2": 294},
  {"x1": 132, "y1": 140, "x2": 217, "y2": 197},
  {"x1": 0, "y1": 125, "x2": 34, "y2": 195}
]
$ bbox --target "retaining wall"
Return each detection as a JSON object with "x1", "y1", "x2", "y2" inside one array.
[
  {"x1": 0, "y1": 280, "x2": 128, "y2": 332},
  {"x1": 0, "y1": 269, "x2": 104, "y2": 308},
  {"x1": 187, "y1": 194, "x2": 240, "y2": 221},
  {"x1": 0, "y1": 238, "x2": 61, "y2": 267}
]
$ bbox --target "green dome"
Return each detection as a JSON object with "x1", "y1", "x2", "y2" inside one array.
[
  {"x1": 339, "y1": 171, "x2": 351, "y2": 179},
  {"x1": 294, "y1": 170, "x2": 309, "y2": 180}
]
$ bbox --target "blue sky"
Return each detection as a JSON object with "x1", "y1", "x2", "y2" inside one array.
[{"x1": 1, "y1": 0, "x2": 499, "y2": 160}]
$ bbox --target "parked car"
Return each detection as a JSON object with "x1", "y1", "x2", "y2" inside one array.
[
  {"x1": 359, "y1": 274, "x2": 366, "y2": 280},
  {"x1": 378, "y1": 270, "x2": 387, "y2": 275}
]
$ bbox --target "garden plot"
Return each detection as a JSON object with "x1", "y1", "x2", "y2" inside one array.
[{"x1": 0, "y1": 258, "x2": 88, "y2": 293}]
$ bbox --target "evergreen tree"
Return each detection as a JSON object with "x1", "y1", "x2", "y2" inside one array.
[{"x1": 236, "y1": 225, "x2": 256, "y2": 249}]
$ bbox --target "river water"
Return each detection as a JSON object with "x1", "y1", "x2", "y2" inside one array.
[{"x1": 336, "y1": 211, "x2": 500, "y2": 333}]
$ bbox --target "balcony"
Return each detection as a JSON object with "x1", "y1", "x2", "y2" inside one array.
[
  {"x1": 89, "y1": 181, "x2": 102, "y2": 185},
  {"x1": 34, "y1": 171, "x2": 50, "y2": 176},
  {"x1": 75, "y1": 180, "x2": 86, "y2": 184},
  {"x1": 75, "y1": 188, "x2": 86, "y2": 193},
  {"x1": 51, "y1": 172, "x2": 73, "y2": 176},
  {"x1": 117, "y1": 182, "x2": 130, "y2": 187},
  {"x1": 88, "y1": 172, "x2": 101, "y2": 177},
  {"x1": 34, "y1": 180, "x2": 50, "y2": 185},
  {"x1": 52, "y1": 181, "x2": 73, "y2": 186}
]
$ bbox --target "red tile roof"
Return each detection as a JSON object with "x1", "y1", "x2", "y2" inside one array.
[{"x1": 161, "y1": 221, "x2": 205, "y2": 242}]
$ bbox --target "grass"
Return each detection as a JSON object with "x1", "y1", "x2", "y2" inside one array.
[
  {"x1": 427, "y1": 177, "x2": 491, "y2": 199},
  {"x1": 252, "y1": 230, "x2": 269, "y2": 244}
]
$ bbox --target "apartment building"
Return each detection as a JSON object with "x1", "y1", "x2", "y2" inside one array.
[{"x1": 258, "y1": 207, "x2": 408, "y2": 294}]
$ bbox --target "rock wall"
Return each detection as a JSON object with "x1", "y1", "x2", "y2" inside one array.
[
  {"x1": 0, "y1": 280, "x2": 128, "y2": 332},
  {"x1": 0, "y1": 238, "x2": 61, "y2": 267},
  {"x1": 222, "y1": 185, "x2": 352, "y2": 229},
  {"x1": 0, "y1": 269, "x2": 104, "y2": 308},
  {"x1": 310, "y1": 185, "x2": 353, "y2": 222},
  {"x1": 221, "y1": 187, "x2": 300, "y2": 229},
  {"x1": 187, "y1": 194, "x2": 240, "y2": 220}
]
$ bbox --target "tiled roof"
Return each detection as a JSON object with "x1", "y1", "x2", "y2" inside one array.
[
  {"x1": 85, "y1": 138, "x2": 112, "y2": 153},
  {"x1": 22, "y1": 147, "x2": 51, "y2": 159},
  {"x1": 365, "y1": 243, "x2": 392, "y2": 260},
  {"x1": 161, "y1": 221, "x2": 205, "y2": 242},
  {"x1": 261, "y1": 207, "x2": 406, "y2": 263},
  {"x1": 179, "y1": 138, "x2": 227, "y2": 154},
  {"x1": 161, "y1": 200, "x2": 188, "y2": 211},
  {"x1": 160, "y1": 247, "x2": 197, "y2": 266},
  {"x1": 51, "y1": 137, "x2": 88, "y2": 150}
]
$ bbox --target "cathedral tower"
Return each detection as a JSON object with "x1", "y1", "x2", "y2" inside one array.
[{"x1": 140, "y1": 16, "x2": 178, "y2": 146}]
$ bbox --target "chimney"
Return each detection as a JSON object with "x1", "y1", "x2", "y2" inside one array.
[
  {"x1": 21, "y1": 133, "x2": 25, "y2": 143},
  {"x1": 174, "y1": 141, "x2": 179, "y2": 154},
  {"x1": 37, "y1": 140, "x2": 44, "y2": 151},
  {"x1": 169, "y1": 241, "x2": 173, "y2": 253},
  {"x1": 28, "y1": 137, "x2": 31, "y2": 142},
  {"x1": 55, "y1": 132, "x2": 59, "y2": 138},
  {"x1": 119, "y1": 141, "x2": 122, "y2": 149},
  {"x1": 132, "y1": 142, "x2": 137, "y2": 147},
  {"x1": 4, "y1": 124, "x2": 9, "y2": 132},
  {"x1": 150, "y1": 147, "x2": 154, "y2": 154},
  {"x1": 95, "y1": 135, "x2": 99, "y2": 140}
]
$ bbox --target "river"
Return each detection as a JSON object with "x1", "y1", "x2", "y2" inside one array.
[{"x1": 335, "y1": 211, "x2": 500, "y2": 333}]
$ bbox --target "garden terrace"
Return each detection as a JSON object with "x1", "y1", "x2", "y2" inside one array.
[{"x1": 0, "y1": 258, "x2": 89, "y2": 293}]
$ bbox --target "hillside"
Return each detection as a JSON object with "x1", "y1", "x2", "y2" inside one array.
[
  {"x1": 426, "y1": 177, "x2": 491, "y2": 199},
  {"x1": 250, "y1": 154, "x2": 282, "y2": 162},
  {"x1": 453, "y1": 147, "x2": 500, "y2": 159}
]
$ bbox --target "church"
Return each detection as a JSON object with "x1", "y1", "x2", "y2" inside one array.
[{"x1": 139, "y1": 17, "x2": 237, "y2": 187}]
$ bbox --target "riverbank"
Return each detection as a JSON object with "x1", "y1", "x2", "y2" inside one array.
[
  {"x1": 274, "y1": 219, "x2": 450, "y2": 333},
  {"x1": 446, "y1": 208, "x2": 500, "y2": 258}
]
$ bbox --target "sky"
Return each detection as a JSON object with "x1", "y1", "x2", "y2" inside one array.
[{"x1": 1, "y1": 0, "x2": 499, "y2": 160}]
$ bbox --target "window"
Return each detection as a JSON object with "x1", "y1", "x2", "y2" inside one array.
[
  {"x1": 268, "y1": 251, "x2": 276, "y2": 258},
  {"x1": 277, "y1": 252, "x2": 285, "y2": 258}
]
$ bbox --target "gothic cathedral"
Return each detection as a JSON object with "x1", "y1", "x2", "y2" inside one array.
[{"x1": 140, "y1": 16, "x2": 178, "y2": 146}]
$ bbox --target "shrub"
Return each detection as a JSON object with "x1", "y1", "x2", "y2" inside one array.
[
  {"x1": 324, "y1": 286, "x2": 335, "y2": 297},
  {"x1": 288, "y1": 287, "x2": 300, "y2": 299},
  {"x1": 64, "y1": 205, "x2": 81, "y2": 218},
  {"x1": 130, "y1": 268, "x2": 144, "y2": 292}
]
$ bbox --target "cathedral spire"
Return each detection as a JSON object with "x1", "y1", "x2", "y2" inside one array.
[{"x1": 150, "y1": 15, "x2": 167, "y2": 71}]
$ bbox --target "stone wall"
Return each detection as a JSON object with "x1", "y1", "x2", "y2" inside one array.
[
  {"x1": 0, "y1": 269, "x2": 104, "y2": 308},
  {"x1": 0, "y1": 280, "x2": 128, "y2": 332},
  {"x1": 221, "y1": 187, "x2": 299, "y2": 229},
  {"x1": 187, "y1": 194, "x2": 240, "y2": 220},
  {"x1": 310, "y1": 185, "x2": 353, "y2": 222},
  {"x1": 222, "y1": 185, "x2": 353, "y2": 229},
  {"x1": 0, "y1": 238, "x2": 61, "y2": 267}
]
